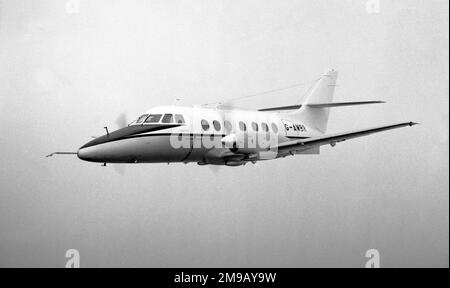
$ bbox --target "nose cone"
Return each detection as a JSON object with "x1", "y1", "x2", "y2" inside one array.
[
  {"x1": 77, "y1": 123, "x2": 181, "y2": 163},
  {"x1": 77, "y1": 146, "x2": 102, "y2": 162},
  {"x1": 77, "y1": 138, "x2": 134, "y2": 163}
]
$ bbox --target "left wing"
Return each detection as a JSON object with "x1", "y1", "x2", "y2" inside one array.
[{"x1": 275, "y1": 122, "x2": 418, "y2": 152}]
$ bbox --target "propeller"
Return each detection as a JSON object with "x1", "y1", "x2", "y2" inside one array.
[
  {"x1": 112, "y1": 164, "x2": 126, "y2": 176},
  {"x1": 111, "y1": 112, "x2": 130, "y2": 176},
  {"x1": 217, "y1": 97, "x2": 238, "y2": 110},
  {"x1": 115, "y1": 112, "x2": 128, "y2": 129},
  {"x1": 208, "y1": 164, "x2": 221, "y2": 175}
]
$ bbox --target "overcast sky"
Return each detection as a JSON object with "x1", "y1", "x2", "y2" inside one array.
[{"x1": 0, "y1": 0, "x2": 448, "y2": 267}]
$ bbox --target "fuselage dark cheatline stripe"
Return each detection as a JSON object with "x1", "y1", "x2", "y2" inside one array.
[
  {"x1": 120, "y1": 133, "x2": 310, "y2": 140},
  {"x1": 286, "y1": 136, "x2": 311, "y2": 140},
  {"x1": 126, "y1": 133, "x2": 226, "y2": 139},
  {"x1": 80, "y1": 124, "x2": 181, "y2": 149},
  {"x1": 81, "y1": 132, "x2": 311, "y2": 148}
]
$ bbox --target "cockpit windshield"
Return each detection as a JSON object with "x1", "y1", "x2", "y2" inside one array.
[
  {"x1": 161, "y1": 114, "x2": 173, "y2": 123},
  {"x1": 144, "y1": 114, "x2": 163, "y2": 123},
  {"x1": 133, "y1": 113, "x2": 185, "y2": 125},
  {"x1": 136, "y1": 114, "x2": 149, "y2": 124}
]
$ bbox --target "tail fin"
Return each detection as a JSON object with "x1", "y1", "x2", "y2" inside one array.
[{"x1": 292, "y1": 69, "x2": 338, "y2": 133}]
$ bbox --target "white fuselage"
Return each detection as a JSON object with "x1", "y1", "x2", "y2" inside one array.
[
  {"x1": 77, "y1": 105, "x2": 322, "y2": 166},
  {"x1": 67, "y1": 70, "x2": 417, "y2": 166}
]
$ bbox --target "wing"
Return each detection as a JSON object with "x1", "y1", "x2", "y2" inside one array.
[
  {"x1": 258, "y1": 101, "x2": 385, "y2": 112},
  {"x1": 275, "y1": 122, "x2": 418, "y2": 152}
]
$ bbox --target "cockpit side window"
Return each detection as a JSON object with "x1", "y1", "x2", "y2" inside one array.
[
  {"x1": 175, "y1": 114, "x2": 185, "y2": 124},
  {"x1": 162, "y1": 114, "x2": 174, "y2": 123},
  {"x1": 136, "y1": 114, "x2": 149, "y2": 124},
  {"x1": 144, "y1": 114, "x2": 162, "y2": 123}
]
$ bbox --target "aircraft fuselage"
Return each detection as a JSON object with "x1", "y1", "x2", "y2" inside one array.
[{"x1": 77, "y1": 105, "x2": 318, "y2": 166}]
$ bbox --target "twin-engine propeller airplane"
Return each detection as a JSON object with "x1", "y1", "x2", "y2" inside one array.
[{"x1": 47, "y1": 70, "x2": 417, "y2": 167}]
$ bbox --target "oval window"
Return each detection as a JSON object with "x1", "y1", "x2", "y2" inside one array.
[
  {"x1": 251, "y1": 122, "x2": 259, "y2": 132},
  {"x1": 239, "y1": 121, "x2": 247, "y2": 131},
  {"x1": 271, "y1": 123, "x2": 278, "y2": 133},
  {"x1": 224, "y1": 121, "x2": 233, "y2": 134},
  {"x1": 213, "y1": 120, "x2": 221, "y2": 132},
  {"x1": 201, "y1": 120, "x2": 210, "y2": 131},
  {"x1": 262, "y1": 122, "x2": 269, "y2": 132}
]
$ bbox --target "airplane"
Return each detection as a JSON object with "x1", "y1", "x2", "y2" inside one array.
[{"x1": 47, "y1": 70, "x2": 417, "y2": 167}]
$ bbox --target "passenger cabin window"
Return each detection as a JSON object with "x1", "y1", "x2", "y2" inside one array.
[
  {"x1": 144, "y1": 114, "x2": 162, "y2": 123},
  {"x1": 239, "y1": 121, "x2": 247, "y2": 131},
  {"x1": 175, "y1": 114, "x2": 185, "y2": 124},
  {"x1": 224, "y1": 121, "x2": 232, "y2": 134},
  {"x1": 213, "y1": 120, "x2": 221, "y2": 132},
  {"x1": 271, "y1": 123, "x2": 279, "y2": 133},
  {"x1": 262, "y1": 123, "x2": 269, "y2": 132},
  {"x1": 162, "y1": 114, "x2": 174, "y2": 123},
  {"x1": 251, "y1": 122, "x2": 259, "y2": 132},
  {"x1": 136, "y1": 114, "x2": 149, "y2": 124},
  {"x1": 201, "y1": 120, "x2": 210, "y2": 131}
]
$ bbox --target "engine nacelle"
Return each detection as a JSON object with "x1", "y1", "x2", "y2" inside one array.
[
  {"x1": 221, "y1": 133, "x2": 267, "y2": 154},
  {"x1": 225, "y1": 160, "x2": 245, "y2": 167}
]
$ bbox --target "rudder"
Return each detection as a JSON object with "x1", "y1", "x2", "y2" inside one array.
[{"x1": 292, "y1": 69, "x2": 338, "y2": 133}]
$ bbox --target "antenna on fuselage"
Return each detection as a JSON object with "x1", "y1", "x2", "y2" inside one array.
[
  {"x1": 203, "y1": 77, "x2": 320, "y2": 108},
  {"x1": 104, "y1": 126, "x2": 109, "y2": 136},
  {"x1": 173, "y1": 98, "x2": 182, "y2": 106}
]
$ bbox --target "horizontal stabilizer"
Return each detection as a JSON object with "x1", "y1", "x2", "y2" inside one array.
[{"x1": 258, "y1": 101, "x2": 385, "y2": 112}]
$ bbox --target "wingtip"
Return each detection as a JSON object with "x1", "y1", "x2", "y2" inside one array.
[{"x1": 409, "y1": 121, "x2": 419, "y2": 126}]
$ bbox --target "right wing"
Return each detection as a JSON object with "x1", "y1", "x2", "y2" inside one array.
[
  {"x1": 275, "y1": 122, "x2": 418, "y2": 152},
  {"x1": 258, "y1": 101, "x2": 385, "y2": 112}
]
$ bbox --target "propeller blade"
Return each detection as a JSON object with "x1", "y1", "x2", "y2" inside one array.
[
  {"x1": 208, "y1": 165, "x2": 221, "y2": 175},
  {"x1": 113, "y1": 164, "x2": 126, "y2": 176},
  {"x1": 115, "y1": 112, "x2": 128, "y2": 128}
]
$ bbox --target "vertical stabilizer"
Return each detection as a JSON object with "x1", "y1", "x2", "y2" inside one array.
[{"x1": 292, "y1": 69, "x2": 338, "y2": 133}]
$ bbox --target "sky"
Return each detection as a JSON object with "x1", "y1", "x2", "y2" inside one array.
[{"x1": 0, "y1": 0, "x2": 448, "y2": 267}]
